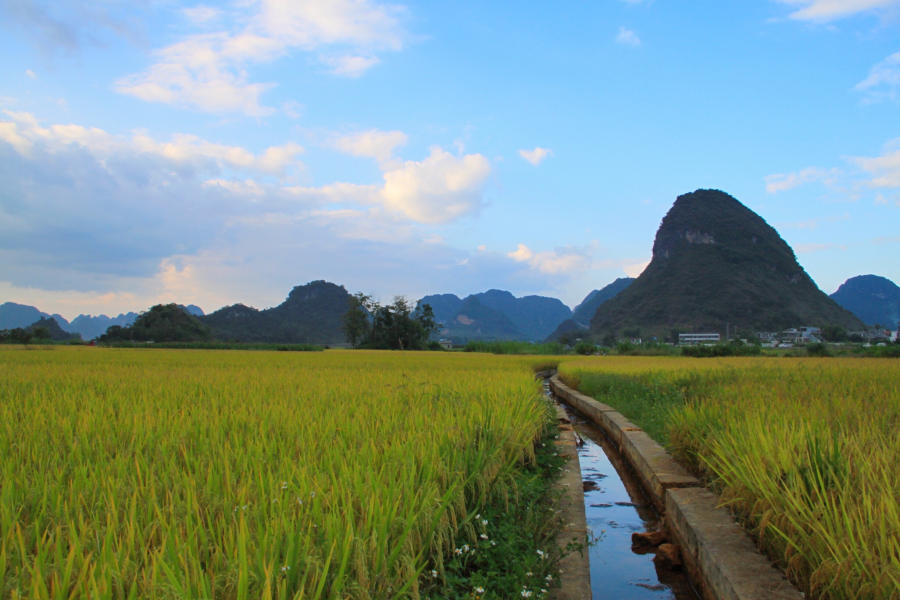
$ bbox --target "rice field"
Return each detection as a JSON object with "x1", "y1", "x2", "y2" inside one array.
[
  {"x1": 557, "y1": 356, "x2": 900, "y2": 599},
  {"x1": 0, "y1": 347, "x2": 553, "y2": 600}
]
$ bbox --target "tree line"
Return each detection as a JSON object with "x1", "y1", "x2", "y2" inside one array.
[{"x1": 341, "y1": 293, "x2": 441, "y2": 350}]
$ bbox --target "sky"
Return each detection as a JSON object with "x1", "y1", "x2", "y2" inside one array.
[{"x1": 1, "y1": 0, "x2": 899, "y2": 320}]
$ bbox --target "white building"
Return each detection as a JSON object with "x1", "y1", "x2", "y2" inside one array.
[{"x1": 679, "y1": 333, "x2": 720, "y2": 345}]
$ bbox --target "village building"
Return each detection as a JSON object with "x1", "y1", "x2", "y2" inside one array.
[{"x1": 678, "y1": 333, "x2": 720, "y2": 345}]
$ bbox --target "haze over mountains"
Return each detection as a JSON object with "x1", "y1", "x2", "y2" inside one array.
[
  {"x1": 416, "y1": 290, "x2": 572, "y2": 342},
  {"x1": 0, "y1": 303, "x2": 202, "y2": 340},
  {"x1": 4, "y1": 189, "x2": 897, "y2": 344},
  {"x1": 545, "y1": 278, "x2": 635, "y2": 342}
]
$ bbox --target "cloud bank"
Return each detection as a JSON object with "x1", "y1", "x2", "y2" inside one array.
[
  {"x1": 115, "y1": 0, "x2": 411, "y2": 115},
  {"x1": 0, "y1": 111, "x2": 599, "y2": 317}
]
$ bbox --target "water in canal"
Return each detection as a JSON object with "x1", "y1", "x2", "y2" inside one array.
[{"x1": 544, "y1": 381, "x2": 700, "y2": 600}]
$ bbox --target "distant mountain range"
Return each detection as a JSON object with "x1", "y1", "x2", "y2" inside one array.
[
  {"x1": 0, "y1": 302, "x2": 203, "y2": 340},
  {"x1": 416, "y1": 289, "x2": 572, "y2": 342},
  {"x1": 830, "y1": 275, "x2": 900, "y2": 329},
  {"x1": 4, "y1": 264, "x2": 895, "y2": 346},
  {"x1": 589, "y1": 189, "x2": 865, "y2": 340},
  {"x1": 545, "y1": 278, "x2": 635, "y2": 342},
  {"x1": 572, "y1": 278, "x2": 634, "y2": 327},
  {"x1": 25, "y1": 317, "x2": 80, "y2": 341},
  {"x1": 198, "y1": 280, "x2": 350, "y2": 344}
]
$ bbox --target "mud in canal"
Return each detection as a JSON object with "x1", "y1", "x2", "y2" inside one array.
[{"x1": 544, "y1": 380, "x2": 700, "y2": 600}]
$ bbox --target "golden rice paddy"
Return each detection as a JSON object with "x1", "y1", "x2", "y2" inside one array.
[
  {"x1": 0, "y1": 348, "x2": 550, "y2": 600},
  {"x1": 558, "y1": 356, "x2": 900, "y2": 599}
]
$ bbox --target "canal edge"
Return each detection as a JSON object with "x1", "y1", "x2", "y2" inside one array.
[
  {"x1": 551, "y1": 400, "x2": 592, "y2": 600},
  {"x1": 549, "y1": 374, "x2": 804, "y2": 600}
]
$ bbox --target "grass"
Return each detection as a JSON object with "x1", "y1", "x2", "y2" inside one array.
[
  {"x1": 462, "y1": 341, "x2": 570, "y2": 356},
  {"x1": 0, "y1": 347, "x2": 565, "y2": 599},
  {"x1": 100, "y1": 341, "x2": 324, "y2": 351},
  {"x1": 557, "y1": 356, "x2": 900, "y2": 599}
]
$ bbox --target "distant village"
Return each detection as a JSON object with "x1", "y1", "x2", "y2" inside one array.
[{"x1": 679, "y1": 326, "x2": 899, "y2": 348}]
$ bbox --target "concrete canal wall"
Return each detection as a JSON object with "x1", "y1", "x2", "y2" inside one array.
[
  {"x1": 549, "y1": 374, "x2": 804, "y2": 600},
  {"x1": 551, "y1": 402, "x2": 592, "y2": 600}
]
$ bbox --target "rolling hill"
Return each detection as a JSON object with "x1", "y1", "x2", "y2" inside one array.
[{"x1": 199, "y1": 280, "x2": 350, "y2": 344}]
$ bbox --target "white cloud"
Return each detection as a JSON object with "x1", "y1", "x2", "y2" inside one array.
[
  {"x1": 283, "y1": 100, "x2": 303, "y2": 119},
  {"x1": 776, "y1": 0, "x2": 900, "y2": 21},
  {"x1": 616, "y1": 27, "x2": 641, "y2": 46},
  {"x1": 764, "y1": 139, "x2": 900, "y2": 205},
  {"x1": 220, "y1": 146, "x2": 492, "y2": 225},
  {"x1": 518, "y1": 146, "x2": 552, "y2": 166},
  {"x1": 764, "y1": 167, "x2": 839, "y2": 193},
  {"x1": 851, "y1": 141, "x2": 900, "y2": 188},
  {"x1": 25, "y1": 69, "x2": 37, "y2": 79},
  {"x1": 116, "y1": 0, "x2": 410, "y2": 114},
  {"x1": 507, "y1": 244, "x2": 595, "y2": 275},
  {"x1": 332, "y1": 129, "x2": 407, "y2": 162},
  {"x1": 380, "y1": 147, "x2": 491, "y2": 223},
  {"x1": 622, "y1": 260, "x2": 649, "y2": 278},
  {"x1": 0, "y1": 110, "x2": 515, "y2": 317},
  {"x1": 183, "y1": 6, "x2": 222, "y2": 25},
  {"x1": 0, "y1": 110, "x2": 304, "y2": 175},
  {"x1": 321, "y1": 54, "x2": 381, "y2": 77},
  {"x1": 856, "y1": 52, "x2": 900, "y2": 103}
]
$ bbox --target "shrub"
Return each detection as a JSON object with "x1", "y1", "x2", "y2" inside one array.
[
  {"x1": 682, "y1": 342, "x2": 761, "y2": 358},
  {"x1": 574, "y1": 341, "x2": 595, "y2": 355},
  {"x1": 806, "y1": 343, "x2": 831, "y2": 357}
]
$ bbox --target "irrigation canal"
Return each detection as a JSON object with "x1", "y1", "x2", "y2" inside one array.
[{"x1": 543, "y1": 380, "x2": 700, "y2": 600}]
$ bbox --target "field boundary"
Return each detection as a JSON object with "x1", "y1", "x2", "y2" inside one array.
[
  {"x1": 549, "y1": 375, "x2": 803, "y2": 600},
  {"x1": 550, "y1": 403, "x2": 592, "y2": 600}
]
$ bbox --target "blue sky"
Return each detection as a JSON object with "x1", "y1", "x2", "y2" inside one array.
[{"x1": 1, "y1": 0, "x2": 899, "y2": 319}]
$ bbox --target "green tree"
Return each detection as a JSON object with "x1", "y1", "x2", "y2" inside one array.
[
  {"x1": 341, "y1": 293, "x2": 373, "y2": 348},
  {"x1": 32, "y1": 326, "x2": 51, "y2": 341},
  {"x1": 415, "y1": 303, "x2": 440, "y2": 343},
  {"x1": 99, "y1": 304, "x2": 212, "y2": 343},
  {"x1": 344, "y1": 293, "x2": 441, "y2": 350},
  {"x1": 822, "y1": 324, "x2": 847, "y2": 342},
  {"x1": 5, "y1": 328, "x2": 34, "y2": 345}
]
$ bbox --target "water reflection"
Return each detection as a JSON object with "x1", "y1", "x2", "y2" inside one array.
[{"x1": 545, "y1": 383, "x2": 699, "y2": 600}]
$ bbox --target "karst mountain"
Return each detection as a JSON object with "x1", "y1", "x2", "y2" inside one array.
[{"x1": 589, "y1": 189, "x2": 865, "y2": 340}]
